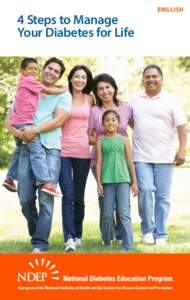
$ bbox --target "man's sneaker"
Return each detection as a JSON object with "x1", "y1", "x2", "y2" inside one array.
[
  {"x1": 102, "y1": 240, "x2": 112, "y2": 246},
  {"x1": 155, "y1": 238, "x2": 167, "y2": 246},
  {"x1": 31, "y1": 247, "x2": 47, "y2": 253},
  {"x1": 65, "y1": 238, "x2": 76, "y2": 252},
  {"x1": 120, "y1": 246, "x2": 133, "y2": 253},
  {"x1": 41, "y1": 183, "x2": 60, "y2": 197},
  {"x1": 2, "y1": 178, "x2": 17, "y2": 192},
  {"x1": 75, "y1": 238, "x2": 82, "y2": 247},
  {"x1": 142, "y1": 233, "x2": 154, "y2": 245}
]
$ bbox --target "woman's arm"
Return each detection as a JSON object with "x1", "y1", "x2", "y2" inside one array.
[
  {"x1": 89, "y1": 94, "x2": 95, "y2": 106},
  {"x1": 128, "y1": 120, "x2": 134, "y2": 129},
  {"x1": 96, "y1": 139, "x2": 104, "y2": 196},
  {"x1": 87, "y1": 128, "x2": 98, "y2": 145},
  {"x1": 125, "y1": 137, "x2": 138, "y2": 196}
]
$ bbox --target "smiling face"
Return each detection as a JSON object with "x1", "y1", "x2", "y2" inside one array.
[
  {"x1": 143, "y1": 68, "x2": 163, "y2": 97},
  {"x1": 21, "y1": 62, "x2": 38, "y2": 78},
  {"x1": 102, "y1": 112, "x2": 120, "y2": 133},
  {"x1": 96, "y1": 81, "x2": 115, "y2": 104},
  {"x1": 70, "y1": 69, "x2": 87, "y2": 92},
  {"x1": 42, "y1": 62, "x2": 62, "y2": 86}
]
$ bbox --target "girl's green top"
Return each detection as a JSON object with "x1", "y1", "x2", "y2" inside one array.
[{"x1": 101, "y1": 134, "x2": 131, "y2": 184}]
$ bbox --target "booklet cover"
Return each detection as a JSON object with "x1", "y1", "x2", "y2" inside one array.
[{"x1": 0, "y1": 1, "x2": 189, "y2": 299}]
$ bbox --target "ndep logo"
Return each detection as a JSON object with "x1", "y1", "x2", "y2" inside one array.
[{"x1": 17, "y1": 258, "x2": 60, "y2": 282}]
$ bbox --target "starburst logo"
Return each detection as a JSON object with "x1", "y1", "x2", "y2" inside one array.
[{"x1": 17, "y1": 258, "x2": 60, "y2": 282}]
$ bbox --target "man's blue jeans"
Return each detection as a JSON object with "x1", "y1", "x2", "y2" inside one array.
[
  {"x1": 7, "y1": 138, "x2": 21, "y2": 181},
  {"x1": 135, "y1": 162, "x2": 173, "y2": 239},
  {"x1": 59, "y1": 157, "x2": 90, "y2": 242},
  {"x1": 17, "y1": 144, "x2": 60, "y2": 251},
  {"x1": 7, "y1": 124, "x2": 50, "y2": 185},
  {"x1": 102, "y1": 183, "x2": 133, "y2": 250}
]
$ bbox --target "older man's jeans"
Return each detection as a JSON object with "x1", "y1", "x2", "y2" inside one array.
[
  {"x1": 17, "y1": 144, "x2": 60, "y2": 251},
  {"x1": 135, "y1": 162, "x2": 173, "y2": 239}
]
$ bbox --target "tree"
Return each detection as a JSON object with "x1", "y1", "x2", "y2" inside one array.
[
  {"x1": 178, "y1": 57, "x2": 190, "y2": 71},
  {"x1": 0, "y1": 57, "x2": 20, "y2": 167}
]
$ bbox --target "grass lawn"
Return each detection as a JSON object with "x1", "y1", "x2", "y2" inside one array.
[{"x1": 0, "y1": 168, "x2": 190, "y2": 254}]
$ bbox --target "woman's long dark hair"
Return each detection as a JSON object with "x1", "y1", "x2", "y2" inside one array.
[
  {"x1": 93, "y1": 73, "x2": 119, "y2": 107},
  {"x1": 68, "y1": 65, "x2": 93, "y2": 95}
]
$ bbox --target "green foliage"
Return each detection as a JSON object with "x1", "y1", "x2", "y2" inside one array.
[
  {"x1": 0, "y1": 57, "x2": 19, "y2": 167},
  {"x1": 178, "y1": 57, "x2": 190, "y2": 71},
  {"x1": 0, "y1": 92, "x2": 16, "y2": 168},
  {"x1": 0, "y1": 57, "x2": 20, "y2": 76}
]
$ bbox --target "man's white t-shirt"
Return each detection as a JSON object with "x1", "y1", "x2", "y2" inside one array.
[{"x1": 130, "y1": 90, "x2": 186, "y2": 163}]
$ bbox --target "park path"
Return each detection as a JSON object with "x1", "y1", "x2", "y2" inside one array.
[{"x1": 0, "y1": 167, "x2": 189, "y2": 233}]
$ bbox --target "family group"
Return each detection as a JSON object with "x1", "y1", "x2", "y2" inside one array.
[{"x1": 3, "y1": 57, "x2": 187, "y2": 253}]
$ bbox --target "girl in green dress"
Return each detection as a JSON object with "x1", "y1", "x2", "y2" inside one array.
[{"x1": 96, "y1": 110, "x2": 138, "y2": 251}]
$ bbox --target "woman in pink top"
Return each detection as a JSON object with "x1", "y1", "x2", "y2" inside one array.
[
  {"x1": 59, "y1": 65, "x2": 94, "y2": 252},
  {"x1": 88, "y1": 73, "x2": 133, "y2": 243}
]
